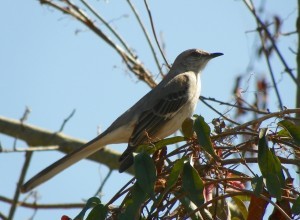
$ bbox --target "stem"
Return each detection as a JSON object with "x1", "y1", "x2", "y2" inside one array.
[{"x1": 296, "y1": 1, "x2": 300, "y2": 125}]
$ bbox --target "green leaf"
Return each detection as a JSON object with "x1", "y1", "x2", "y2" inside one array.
[
  {"x1": 257, "y1": 128, "x2": 285, "y2": 200},
  {"x1": 265, "y1": 173, "x2": 283, "y2": 200},
  {"x1": 119, "y1": 183, "x2": 148, "y2": 220},
  {"x1": 178, "y1": 194, "x2": 204, "y2": 220},
  {"x1": 278, "y1": 120, "x2": 300, "y2": 145},
  {"x1": 182, "y1": 162, "x2": 204, "y2": 207},
  {"x1": 232, "y1": 196, "x2": 248, "y2": 220},
  {"x1": 86, "y1": 204, "x2": 107, "y2": 220},
  {"x1": 137, "y1": 136, "x2": 186, "y2": 153},
  {"x1": 252, "y1": 175, "x2": 264, "y2": 196},
  {"x1": 193, "y1": 115, "x2": 218, "y2": 160},
  {"x1": 134, "y1": 152, "x2": 156, "y2": 195},
  {"x1": 292, "y1": 196, "x2": 300, "y2": 215},
  {"x1": 74, "y1": 197, "x2": 101, "y2": 220},
  {"x1": 182, "y1": 117, "x2": 195, "y2": 138},
  {"x1": 151, "y1": 158, "x2": 185, "y2": 211}
]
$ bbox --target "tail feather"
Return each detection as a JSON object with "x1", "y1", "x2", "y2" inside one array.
[
  {"x1": 21, "y1": 135, "x2": 106, "y2": 193},
  {"x1": 118, "y1": 146, "x2": 134, "y2": 173}
]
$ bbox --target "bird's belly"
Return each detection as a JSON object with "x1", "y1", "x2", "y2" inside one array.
[{"x1": 156, "y1": 96, "x2": 198, "y2": 139}]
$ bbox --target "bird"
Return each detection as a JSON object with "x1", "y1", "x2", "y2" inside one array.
[{"x1": 21, "y1": 49, "x2": 223, "y2": 193}]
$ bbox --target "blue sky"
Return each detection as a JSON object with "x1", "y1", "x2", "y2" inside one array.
[{"x1": 0, "y1": 0, "x2": 297, "y2": 219}]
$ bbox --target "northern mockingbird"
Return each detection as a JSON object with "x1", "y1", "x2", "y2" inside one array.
[{"x1": 21, "y1": 49, "x2": 223, "y2": 193}]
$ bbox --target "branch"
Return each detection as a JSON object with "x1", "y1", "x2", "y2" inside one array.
[
  {"x1": 8, "y1": 152, "x2": 32, "y2": 219},
  {"x1": 243, "y1": 0, "x2": 299, "y2": 88},
  {"x1": 230, "y1": 108, "x2": 300, "y2": 131},
  {"x1": 0, "y1": 195, "x2": 84, "y2": 209},
  {"x1": 143, "y1": 0, "x2": 170, "y2": 69},
  {"x1": 126, "y1": 0, "x2": 162, "y2": 75},
  {"x1": 200, "y1": 96, "x2": 269, "y2": 114},
  {"x1": 0, "y1": 116, "x2": 134, "y2": 175},
  {"x1": 40, "y1": 0, "x2": 157, "y2": 89},
  {"x1": 221, "y1": 156, "x2": 300, "y2": 167}
]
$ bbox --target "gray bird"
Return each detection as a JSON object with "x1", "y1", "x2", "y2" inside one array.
[{"x1": 21, "y1": 49, "x2": 223, "y2": 193}]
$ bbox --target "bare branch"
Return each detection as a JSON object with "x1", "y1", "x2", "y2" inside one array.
[
  {"x1": 8, "y1": 152, "x2": 33, "y2": 220},
  {"x1": 126, "y1": 0, "x2": 163, "y2": 75},
  {"x1": 143, "y1": 0, "x2": 170, "y2": 69},
  {"x1": 230, "y1": 108, "x2": 300, "y2": 131},
  {"x1": 0, "y1": 115, "x2": 134, "y2": 175},
  {"x1": 243, "y1": 0, "x2": 299, "y2": 88},
  {"x1": 200, "y1": 96, "x2": 269, "y2": 114},
  {"x1": 40, "y1": 0, "x2": 157, "y2": 88},
  {"x1": 0, "y1": 195, "x2": 84, "y2": 209},
  {"x1": 79, "y1": 0, "x2": 135, "y2": 58},
  {"x1": 58, "y1": 109, "x2": 76, "y2": 132}
]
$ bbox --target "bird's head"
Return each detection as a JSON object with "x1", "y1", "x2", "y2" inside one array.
[{"x1": 171, "y1": 49, "x2": 223, "y2": 73}]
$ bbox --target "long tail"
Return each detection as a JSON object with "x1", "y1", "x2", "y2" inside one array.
[{"x1": 21, "y1": 135, "x2": 107, "y2": 193}]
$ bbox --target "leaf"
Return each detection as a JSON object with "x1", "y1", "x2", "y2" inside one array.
[
  {"x1": 178, "y1": 195, "x2": 204, "y2": 220},
  {"x1": 252, "y1": 175, "x2": 264, "y2": 196},
  {"x1": 182, "y1": 117, "x2": 195, "y2": 138},
  {"x1": 86, "y1": 204, "x2": 107, "y2": 220},
  {"x1": 193, "y1": 115, "x2": 219, "y2": 160},
  {"x1": 74, "y1": 197, "x2": 101, "y2": 220},
  {"x1": 134, "y1": 152, "x2": 156, "y2": 195},
  {"x1": 119, "y1": 183, "x2": 148, "y2": 220},
  {"x1": 292, "y1": 196, "x2": 300, "y2": 215},
  {"x1": 278, "y1": 120, "x2": 300, "y2": 145},
  {"x1": 151, "y1": 158, "x2": 185, "y2": 211},
  {"x1": 182, "y1": 162, "x2": 204, "y2": 207},
  {"x1": 137, "y1": 136, "x2": 186, "y2": 153},
  {"x1": 257, "y1": 128, "x2": 285, "y2": 200},
  {"x1": 247, "y1": 191, "x2": 270, "y2": 220},
  {"x1": 232, "y1": 196, "x2": 248, "y2": 220}
]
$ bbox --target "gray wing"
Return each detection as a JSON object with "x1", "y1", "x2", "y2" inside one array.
[
  {"x1": 118, "y1": 74, "x2": 191, "y2": 172},
  {"x1": 129, "y1": 88, "x2": 188, "y2": 146},
  {"x1": 127, "y1": 74, "x2": 191, "y2": 147}
]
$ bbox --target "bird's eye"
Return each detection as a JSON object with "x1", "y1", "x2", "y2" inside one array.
[{"x1": 190, "y1": 51, "x2": 201, "y2": 57}]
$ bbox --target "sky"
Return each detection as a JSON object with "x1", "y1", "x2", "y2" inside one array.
[{"x1": 0, "y1": 0, "x2": 298, "y2": 219}]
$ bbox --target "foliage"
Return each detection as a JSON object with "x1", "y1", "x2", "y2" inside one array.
[{"x1": 1, "y1": 0, "x2": 300, "y2": 219}]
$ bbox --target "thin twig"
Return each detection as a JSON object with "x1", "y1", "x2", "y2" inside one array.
[
  {"x1": 0, "y1": 195, "x2": 84, "y2": 209},
  {"x1": 254, "y1": 16, "x2": 284, "y2": 110},
  {"x1": 40, "y1": 0, "x2": 157, "y2": 88},
  {"x1": 126, "y1": 0, "x2": 162, "y2": 75},
  {"x1": 58, "y1": 109, "x2": 76, "y2": 132},
  {"x1": 221, "y1": 156, "x2": 300, "y2": 166},
  {"x1": 8, "y1": 152, "x2": 33, "y2": 219},
  {"x1": 243, "y1": 0, "x2": 299, "y2": 88},
  {"x1": 200, "y1": 96, "x2": 269, "y2": 114},
  {"x1": 230, "y1": 108, "x2": 300, "y2": 131},
  {"x1": 143, "y1": 0, "x2": 170, "y2": 69},
  {"x1": 199, "y1": 97, "x2": 241, "y2": 126},
  {"x1": 94, "y1": 169, "x2": 113, "y2": 197},
  {"x1": 80, "y1": 0, "x2": 135, "y2": 57},
  {"x1": 183, "y1": 190, "x2": 291, "y2": 220}
]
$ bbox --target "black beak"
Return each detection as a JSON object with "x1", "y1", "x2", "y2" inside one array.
[{"x1": 209, "y1": 52, "x2": 223, "y2": 58}]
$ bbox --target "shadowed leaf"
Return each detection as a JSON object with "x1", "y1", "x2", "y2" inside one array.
[
  {"x1": 193, "y1": 115, "x2": 218, "y2": 160},
  {"x1": 292, "y1": 196, "x2": 300, "y2": 215},
  {"x1": 74, "y1": 197, "x2": 101, "y2": 220},
  {"x1": 278, "y1": 120, "x2": 300, "y2": 145},
  {"x1": 134, "y1": 152, "x2": 156, "y2": 195},
  {"x1": 86, "y1": 204, "x2": 107, "y2": 220},
  {"x1": 119, "y1": 183, "x2": 148, "y2": 220},
  {"x1": 137, "y1": 136, "x2": 186, "y2": 153},
  {"x1": 258, "y1": 128, "x2": 285, "y2": 200},
  {"x1": 182, "y1": 162, "x2": 204, "y2": 207},
  {"x1": 151, "y1": 158, "x2": 185, "y2": 211},
  {"x1": 232, "y1": 196, "x2": 248, "y2": 220},
  {"x1": 182, "y1": 117, "x2": 195, "y2": 138}
]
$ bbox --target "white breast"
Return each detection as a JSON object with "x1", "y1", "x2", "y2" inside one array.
[{"x1": 156, "y1": 73, "x2": 201, "y2": 139}]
